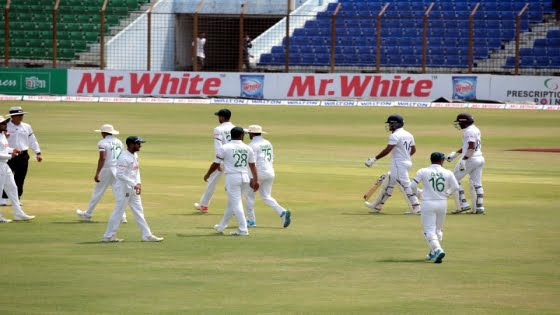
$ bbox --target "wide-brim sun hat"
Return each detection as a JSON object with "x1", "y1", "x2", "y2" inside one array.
[
  {"x1": 245, "y1": 124, "x2": 267, "y2": 134},
  {"x1": 94, "y1": 124, "x2": 120, "y2": 134},
  {"x1": 0, "y1": 115, "x2": 11, "y2": 124},
  {"x1": 8, "y1": 106, "x2": 28, "y2": 116}
]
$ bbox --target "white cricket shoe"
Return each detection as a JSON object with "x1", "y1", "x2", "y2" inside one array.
[
  {"x1": 0, "y1": 198, "x2": 7, "y2": 206},
  {"x1": 364, "y1": 201, "x2": 382, "y2": 213},
  {"x1": 142, "y1": 235, "x2": 164, "y2": 242},
  {"x1": 76, "y1": 209, "x2": 93, "y2": 222},
  {"x1": 0, "y1": 216, "x2": 12, "y2": 223},
  {"x1": 102, "y1": 236, "x2": 124, "y2": 243},
  {"x1": 194, "y1": 203, "x2": 208, "y2": 213},
  {"x1": 14, "y1": 213, "x2": 35, "y2": 221},
  {"x1": 214, "y1": 224, "x2": 226, "y2": 233},
  {"x1": 121, "y1": 216, "x2": 128, "y2": 224}
]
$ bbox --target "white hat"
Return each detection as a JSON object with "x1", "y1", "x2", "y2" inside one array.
[
  {"x1": 95, "y1": 124, "x2": 119, "y2": 135},
  {"x1": 0, "y1": 115, "x2": 10, "y2": 124},
  {"x1": 245, "y1": 124, "x2": 267, "y2": 134},
  {"x1": 8, "y1": 106, "x2": 28, "y2": 116}
]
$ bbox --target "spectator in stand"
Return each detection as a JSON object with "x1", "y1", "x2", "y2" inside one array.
[{"x1": 554, "y1": 0, "x2": 560, "y2": 22}]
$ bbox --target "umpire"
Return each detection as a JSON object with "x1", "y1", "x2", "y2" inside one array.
[{"x1": 1, "y1": 106, "x2": 42, "y2": 206}]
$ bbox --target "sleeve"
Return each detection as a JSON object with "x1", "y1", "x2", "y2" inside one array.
[
  {"x1": 213, "y1": 147, "x2": 225, "y2": 164},
  {"x1": 136, "y1": 155, "x2": 141, "y2": 184},
  {"x1": 116, "y1": 156, "x2": 136, "y2": 188},
  {"x1": 464, "y1": 129, "x2": 476, "y2": 143},
  {"x1": 213, "y1": 127, "x2": 223, "y2": 153},
  {"x1": 388, "y1": 133, "x2": 398, "y2": 145},
  {"x1": 98, "y1": 140, "x2": 106, "y2": 152},
  {"x1": 410, "y1": 169, "x2": 422, "y2": 193},
  {"x1": 0, "y1": 151, "x2": 11, "y2": 161},
  {"x1": 447, "y1": 171, "x2": 461, "y2": 193},
  {"x1": 27, "y1": 125, "x2": 41, "y2": 154},
  {"x1": 247, "y1": 146, "x2": 256, "y2": 164}
]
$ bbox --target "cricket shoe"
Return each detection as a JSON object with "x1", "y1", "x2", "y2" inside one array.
[
  {"x1": 102, "y1": 236, "x2": 124, "y2": 243},
  {"x1": 214, "y1": 224, "x2": 226, "y2": 233},
  {"x1": 451, "y1": 205, "x2": 471, "y2": 214},
  {"x1": 281, "y1": 210, "x2": 291, "y2": 228},
  {"x1": 142, "y1": 235, "x2": 164, "y2": 242},
  {"x1": 434, "y1": 248, "x2": 446, "y2": 264},
  {"x1": 426, "y1": 251, "x2": 436, "y2": 261},
  {"x1": 247, "y1": 220, "x2": 257, "y2": 227},
  {"x1": 76, "y1": 209, "x2": 93, "y2": 222},
  {"x1": 194, "y1": 203, "x2": 209, "y2": 213},
  {"x1": 121, "y1": 216, "x2": 128, "y2": 223},
  {"x1": 0, "y1": 216, "x2": 12, "y2": 223},
  {"x1": 13, "y1": 213, "x2": 35, "y2": 221},
  {"x1": 229, "y1": 230, "x2": 249, "y2": 236},
  {"x1": 364, "y1": 201, "x2": 382, "y2": 213},
  {"x1": 0, "y1": 198, "x2": 7, "y2": 206},
  {"x1": 474, "y1": 208, "x2": 485, "y2": 215}
]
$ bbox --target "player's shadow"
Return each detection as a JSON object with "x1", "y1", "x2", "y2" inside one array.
[
  {"x1": 340, "y1": 212, "x2": 401, "y2": 216},
  {"x1": 176, "y1": 233, "x2": 227, "y2": 238},
  {"x1": 377, "y1": 258, "x2": 424, "y2": 263},
  {"x1": 51, "y1": 221, "x2": 102, "y2": 224},
  {"x1": 170, "y1": 212, "x2": 221, "y2": 216}
]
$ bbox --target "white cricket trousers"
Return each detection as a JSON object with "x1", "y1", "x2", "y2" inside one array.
[
  {"x1": 0, "y1": 163, "x2": 27, "y2": 217},
  {"x1": 85, "y1": 168, "x2": 118, "y2": 216},
  {"x1": 421, "y1": 200, "x2": 447, "y2": 252},
  {"x1": 244, "y1": 172, "x2": 286, "y2": 221},
  {"x1": 453, "y1": 156, "x2": 485, "y2": 186},
  {"x1": 199, "y1": 168, "x2": 223, "y2": 207},
  {"x1": 216, "y1": 173, "x2": 249, "y2": 233},
  {"x1": 377, "y1": 161, "x2": 419, "y2": 207},
  {"x1": 104, "y1": 183, "x2": 153, "y2": 239}
]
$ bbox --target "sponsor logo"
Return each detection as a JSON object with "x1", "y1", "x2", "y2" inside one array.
[
  {"x1": 240, "y1": 75, "x2": 264, "y2": 99},
  {"x1": 0, "y1": 79, "x2": 17, "y2": 87},
  {"x1": 544, "y1": 78, "x2": 560, "y2": 91},
  {"x1": 452, "y1": 76, "x2": 477, "y2": 100},
  {"x1": 25, "y1": 76, "x2": 46, "y2": 90}
]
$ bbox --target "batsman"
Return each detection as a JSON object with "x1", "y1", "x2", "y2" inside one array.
[{"x1": 363, "y1": 114, "x2": 421, "y2": 214}]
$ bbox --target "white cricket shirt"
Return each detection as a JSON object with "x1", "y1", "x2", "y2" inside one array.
[
  {"x1": 214, "y1": 140, "x2": 255, "y2": 175},
  {"x1": 196, "y1": 38, "x2": 206, "y2": 58},
  {"x1": 248, "y1": 136, "x2": 275, "y2": 176},
  {"x1": 0, "y1": 133, "x2": 14, "y2": 163},
  {"x1": 413, "y1": 164, "x2": 460, "y2": 200},
  {"x1": 388, "y1": 128, "x2": 415, "y2": 163},
  {"x1": 98, "y1": 135, "x2": 123, "y2": 169},
  {"x1": 116, "y1": 150, "x2": 141, "y2": 189},
  {"x1": 213, "y1": 121, "x2": 234, "y2": 153},
  {"x1": 462, "y1": 125, "x2": 483, "y2": 158},
  {"x1": 7, "y1": 121, "x2": 41, "y2": 154}
]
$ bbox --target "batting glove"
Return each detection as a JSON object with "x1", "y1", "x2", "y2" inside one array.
[
  {"x1": 446, "y1": 151, "x2": 459, "y2": 162},
  {"x1": 458, "y1": 159, "x2": 466, "y2": 171},
  {"x1": 365, "y1": 157, "x2": 377, "y2": 168}
]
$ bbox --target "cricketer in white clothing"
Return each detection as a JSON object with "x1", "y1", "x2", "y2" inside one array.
[
  {"x1": 243, "y1": 125, "x2": 291, "y2": 228},
  {"x1": 364, "y1": 114, "x2": 420, "y2": 214},
  {"x1": 1, "y1": 106, "x2": 42, "y2": 206},
  {"x1": 194, "y1": 108, "x2": 234, "y2": 213},
  {"x1": 76, "y1": 124, "x2": 127, "y2": 222},
  {"x1": 411, "y1": 152, "x2": 461, "y2": 264},
  {"x1": 446, "y1": 113, "x2": 485, "y2": 214},
  {"x1": 205, "y1": 127, "x2": 259, "y2": 236},
  {"x1": 0, "y1": 115, "x2": 35, "y2": 222},
  {"x1": 102, "y1": 136, "x2": 163, "y2": 243}
]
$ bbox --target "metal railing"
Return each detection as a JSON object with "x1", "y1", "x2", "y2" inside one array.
[{"x1": 1, "y1": 0, "x2": 557, "y2": 75}]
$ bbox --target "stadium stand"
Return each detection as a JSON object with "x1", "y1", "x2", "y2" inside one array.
[
  {"x1": 258, "y1": 0, "x2": 558, "y2": 71},
  {"x1": 1, "y1": 0, "x2": 151, "y2": 61}
]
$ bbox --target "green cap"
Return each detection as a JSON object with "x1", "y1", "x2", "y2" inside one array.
[{"x1": 430, "y1": 152, "x2": 445, "y2": 162}]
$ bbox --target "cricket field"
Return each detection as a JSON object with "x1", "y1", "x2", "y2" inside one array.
[{"x1": 0, "y1": 101, "x2": 558, "y2": 314}]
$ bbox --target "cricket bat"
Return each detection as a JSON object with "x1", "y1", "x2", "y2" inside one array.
[{"x1": 363, "y1": 174, "x2": 386, "y2": 200}]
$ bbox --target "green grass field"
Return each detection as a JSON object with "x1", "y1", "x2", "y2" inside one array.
[{"x1": 0, "y1": 101, "x2": 558, "y2": 314}]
